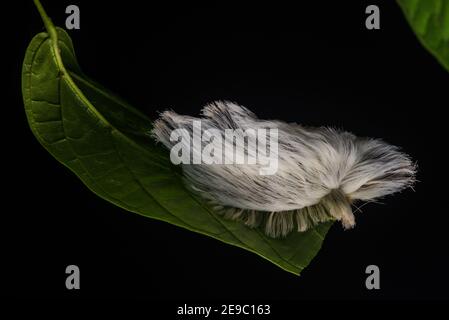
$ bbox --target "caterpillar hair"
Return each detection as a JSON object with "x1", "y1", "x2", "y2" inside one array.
[{"x1": 151, "y1": 101, "x2": 416, "y2": 238}]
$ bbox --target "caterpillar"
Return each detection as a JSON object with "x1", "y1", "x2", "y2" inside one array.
[{"x1": 151, "y1": 101, "x2": 416, "y2": 238}]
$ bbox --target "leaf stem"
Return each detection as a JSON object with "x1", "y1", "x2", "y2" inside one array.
[
  {"x1": 33, "y1": 0, "x2": 67, "y2": 77},
  {"x1": 33, "y1": 0, "x2": 57, "y2": 41}
]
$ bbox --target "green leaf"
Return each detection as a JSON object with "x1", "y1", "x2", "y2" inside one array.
[
  {"x1": 22, "y1": 0, "x2": 332, "y2": 275},
  {"x1": 397, "y1": 0, "x2": 449, "y2": 71}
]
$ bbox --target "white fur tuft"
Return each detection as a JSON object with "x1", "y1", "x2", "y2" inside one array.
[{"x1": 151, "y1": 101, "x2": 416, "y2": 238}]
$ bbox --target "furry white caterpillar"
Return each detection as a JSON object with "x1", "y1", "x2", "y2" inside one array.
[{"x1": 151, "y1": 101, "x2": 416, "y2": 238}]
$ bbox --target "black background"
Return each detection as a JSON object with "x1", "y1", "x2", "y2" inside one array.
[{"x1": 3, "y1": 0, "x2": 449, "y2": 304}]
